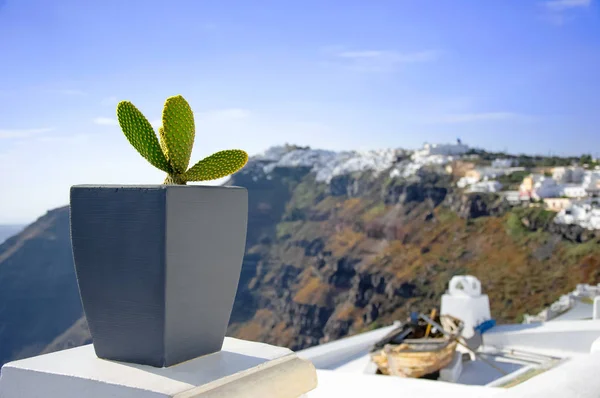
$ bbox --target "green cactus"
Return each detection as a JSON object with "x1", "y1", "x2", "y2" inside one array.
[
  {"x1": 116, "y1": 102, "x2": 173, "y2": 174},
  {"x1": 116, "y1": 95, "x2": 248, "y2": 185},
  {"x1": 160, "y1": 95, "x2": 195, "y2": 174}
]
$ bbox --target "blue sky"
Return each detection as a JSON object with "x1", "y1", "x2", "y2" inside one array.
[{"x1": 0, "y1": 0, "x2": 599, "y2": 223}]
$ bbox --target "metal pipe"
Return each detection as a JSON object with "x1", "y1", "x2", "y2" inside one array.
[
  {"x1": 419, "y1": 314, "x2": 509, "y2": 376},
  {"x1": 478, "y1": 352, "x2": 544, "y2": 366},
  {"x1": 502, "y1": 348, "x2": 562, "y2": 361}
]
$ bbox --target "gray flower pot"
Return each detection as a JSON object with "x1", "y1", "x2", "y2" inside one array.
[{"x1": 69, "y1": 185, "x2": 248, "y2": 367}]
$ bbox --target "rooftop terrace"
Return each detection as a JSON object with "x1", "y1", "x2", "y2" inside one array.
[{"x1": 2, "y1": 276, "x2": 599, "y2": 397}]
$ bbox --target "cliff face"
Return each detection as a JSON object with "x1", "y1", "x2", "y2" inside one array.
[
  {"x1": 225, "y1": 165, "x2": 600, "y2": 349},
  {"x1": 0, "y1": 207, "x2": 83, "y2": 365},
  {"x1": 1, "y1": 148, "x2": 600, "y2": 365}
]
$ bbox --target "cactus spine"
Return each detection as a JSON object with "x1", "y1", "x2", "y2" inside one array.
[{"x1": 116, "y1": 95, "x2": 248, "y2": 184}]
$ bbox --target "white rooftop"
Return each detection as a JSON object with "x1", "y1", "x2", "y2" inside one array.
[
  {"x1": 3, "y1": 276, "x2": 600, "y2": 397},
  {"x1": 298, "y1": 277, "x2": 600, "y2": 397},
  {"x1": 307, "y1": 369, "x2": 504, "y2": 398},
  {"x1": 0, "y1": 338, "x2": 317, "y2": 398}
]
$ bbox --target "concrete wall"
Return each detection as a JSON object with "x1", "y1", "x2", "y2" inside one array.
[
  {"x1": 484, "y1": 320, "x2": 600, "y2": 354},
  {"x1": 297, "y1": 324, "x2": 398, "y2": 370},
  {"x1": 504, "y1": 351, "x2": 600, "y2": 398}
]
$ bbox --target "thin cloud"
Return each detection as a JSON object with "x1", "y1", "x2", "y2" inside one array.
[
  {"x1": 540, "y1": 0, "x2": 592, "y2": 25},
  {"x1": 439, "y1": 112, "x2": 525, "y2": 123},
  {"x1": 0, "y1": 128, "x2": 54, "y2": 139},
  {"x1": 337, "y1": 50, "x2": 440, "y2": 63},
  {"x1": 337, "y1": 50, "x2": 389, "y2": 58},
  {"x1": 544, "y1": 0, "x2": 591, "y2": 11},
  {"x1": 330, "y1": 49, "x2": 441, "y2": 73},
  {"x1": 35, "y1": 133, "x2": 94, "y2": 143},
  {"x1": 93, "y1": 117, "x2": 118, "y2": 126}
]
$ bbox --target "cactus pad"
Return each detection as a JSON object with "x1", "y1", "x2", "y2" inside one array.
[
  {"x1": 117, "y1": 94, "x2": 248, "y2": 184},
  {"x1": 160, "y1": 95, "x2": 195, "y2": 174},
  {"x1": 184, "y1": 150, "x2": 248, "y2": 181},
  {"x1": 117, "y1": 101, "x2": 172, "y2": 173}
]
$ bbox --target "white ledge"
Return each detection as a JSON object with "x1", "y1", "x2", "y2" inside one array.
[{"x1": 0, "y1": 338, "x2": 318, "y2": 398}]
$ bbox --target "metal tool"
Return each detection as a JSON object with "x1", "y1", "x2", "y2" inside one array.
[{"x1": 419, "y1": 313, "x2": 508, "y2": 376}]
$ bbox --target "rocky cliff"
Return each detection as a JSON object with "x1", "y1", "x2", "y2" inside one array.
[
  {"x1": 0, "y1": 207, "x2": 83, "y2": 365},
  {"x1": 1, "y1": 146, "x2": 599, "y2": 365},
  {"x1": 225, "y1": 162, "x2": 600, "y2": 349}
]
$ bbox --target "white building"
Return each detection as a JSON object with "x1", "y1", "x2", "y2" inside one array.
[
  {"x1": 491, "y1": 158, "x2": 517, "y2": 168},
  {"x1": 468, "y1": 180, "x2": 503, "y2": 193},
  {"x1": 562, "y1": 184, "x2": 587, "y2": 198},
  {"x1": 582, "y1": 171, "x2": 600, "y2": 195},
  {"x1": 525, "y1": 169, "x2": 600, "y2": 201},
  {"x1": 457, "y1": 167, "x2": 524, "y2": 190},
  {"x1": 555, "y1": 199, "x2": 600, "y2": 230},
  {"x1": 570, "y1": 167, "x2": 585, "y2": 183},
  {"x1": 457, "y1": 176, "x2": 479, "y2": 188},
  {"x1": 553, "y1": 167, "x2": 585, "y2": 184},
  {"x1": 414, "y1": 142, "x2": 470, "y2": 158},
  {"x1": 478, "y1": 167, "x2": 525, "y2": 180},
  {"x1": 536, "y1": 183, "x2": 587, "y2": 200},
  {"x1": 531, "y1": 177, "x2": 562, "y2": 199},
  {"x1": 395, "y1": 142, "x2": 471, "y2": 179},
  {"x1": 544, "y1": 198, "x2": 572, "y2": 212},
  {"x1": 502, "y1": 191, "x2": 530, "y2": 204},
  {"x1": 549, "y1": 170, "x2": 600, "y2": 199}
]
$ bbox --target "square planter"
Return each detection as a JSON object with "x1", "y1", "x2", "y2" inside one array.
[{"x1": 70, "y1": 185, "x2": 248, "y2": 367}]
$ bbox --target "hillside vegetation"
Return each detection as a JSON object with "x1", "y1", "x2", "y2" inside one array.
[
  {"x1": 225, "y1": 165, "x2": 600, "y2": 348},
  {"x1": 1, "y1": 149, "x2": 599, "y2": 365}
]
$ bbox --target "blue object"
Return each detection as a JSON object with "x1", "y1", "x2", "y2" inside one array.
[
  {"x1": 474, "y1": 319, "x2": 496, "y2": 334},
  {"x1": 410, "y1": 312, "x2": 419, "y2": 324}
]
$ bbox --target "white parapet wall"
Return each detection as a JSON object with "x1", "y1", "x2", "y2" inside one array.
[
  {"x1": 483, "y1": 320, "x2": 600, "y2": 355},
  {"x1": 503, "y1": 351, "x2": 600, "y2": 398},
  {"x1": 297, "y1": 323, "x2": 399, "y2": 370},
  {"x1": 441, "y1": 275, "x2": 491, "y2": 338},
  {"x1": 306, "y1": 369, "x2": 503, "y2": 398},
  {"x1": 0, "y1": 338, "x2": 318, "y2": 398}
]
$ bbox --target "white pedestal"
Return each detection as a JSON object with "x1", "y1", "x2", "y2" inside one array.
[
  {"x1": 441, "y1": 294, "x2": 491, "y2": 338},
  {"x1": 0, "y1": 338, "x2": 318, "y2": 398}
]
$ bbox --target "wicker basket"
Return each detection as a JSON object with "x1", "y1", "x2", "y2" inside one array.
[{"x1": 370, "y1": 315, "x2": 462, "y2": 378}]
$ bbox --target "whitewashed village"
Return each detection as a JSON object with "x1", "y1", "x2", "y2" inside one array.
[
  {"x1": 257, "y1": 139, "x2": 600, "y2": 231},
  {"x1": 409, "y1": 140, "x2": 600, "y2": 231}
]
